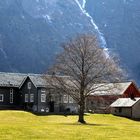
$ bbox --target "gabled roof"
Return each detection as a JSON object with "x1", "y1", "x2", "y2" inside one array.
[
  {"x1": 0, "y1": 72, "x2": 27, "y2": 87},
  {"x1": 0, "y1": 72, "x2": 135, "y2": 94},
  {"x1": 0, "y1": 72, "x2": 68, "y2": 88},
  {"x1": 28, "y1": 74, "x2": 47, "y2": 87},
  {"x1": 28, "y1": 74, "x2": 70, "y2": 88},
  {"x1": 90, "y1": 82, "x2": 132, "y2": 96},
  {"x1": 0, "y1": 72, "x2": 47, "y2": 88},
  {"x1": 110, "y1": 98, "x2": 140, "y2": 107}
]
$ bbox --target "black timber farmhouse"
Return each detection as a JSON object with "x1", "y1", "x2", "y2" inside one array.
[
  {"x1": 0, "y1": 72, "x2": 78, "y2": 114},
  {"x1": 1, "y1": 72, "x2": 140, "y2": 115}
]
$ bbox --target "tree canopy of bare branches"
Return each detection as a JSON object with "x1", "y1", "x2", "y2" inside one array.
[{"x1": 45, "y1": 34, "x2": 125, "y2": 123}]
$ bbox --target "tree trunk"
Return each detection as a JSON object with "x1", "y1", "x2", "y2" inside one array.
[{"x1": 78, "y1": 94, "x2": 86, "y2": 123}]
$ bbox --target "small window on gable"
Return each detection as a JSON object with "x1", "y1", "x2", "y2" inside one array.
[
  {"x1": 41, "y1": 89, "x2": 46, "y2": 93},
  {"x1": 30, "y1": 94, "x2": 34, "y2": 102},
  {"x1": 41, "y1": 94, "x2": 46, "y2": 102},
  {"x1": 28, "y1": 82, "x2": 31, "y2": 89},
  {"x1": 10, "y1": 88, "x2": 13, "y2": 94},
  {"x1": 0, "y1": 94, "x2": 3, "y2": 102},
  {"x1": 63, "y1": 95, "x2": 68, "y2": 103},
  {"x1": 25, "y1": 94, "x2": 28, "y2": 102},
  {"x1": 130, "y1": 93, "x2": 134, "y2": 100}
]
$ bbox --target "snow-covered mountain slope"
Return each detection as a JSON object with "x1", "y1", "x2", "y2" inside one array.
[
  {"x1": 86, "y1": 0, "x2": 140, "y2": 83},
  {"x1": 0, "y1": 0, "x2": 140, "y2": 84},
  {"x1": 0, "y1": 0, "x2": 105, "y2": 73}
]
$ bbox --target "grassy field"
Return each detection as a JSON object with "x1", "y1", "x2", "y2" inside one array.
[{"x1": 0, "y1": 111, "x2": 140, "y2": 140}]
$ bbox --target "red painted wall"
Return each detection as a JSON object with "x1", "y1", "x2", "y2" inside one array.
[{"x1": 122, "y1": 82, "x2": 140, "y2": 98}]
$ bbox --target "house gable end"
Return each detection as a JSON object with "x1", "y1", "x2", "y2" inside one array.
[
  {"x1": 20, "y1": 76, "x2": 37, "y2": 90},
  {"x1": 123, "y1": 82, "x2": 140, "y2": 98}
]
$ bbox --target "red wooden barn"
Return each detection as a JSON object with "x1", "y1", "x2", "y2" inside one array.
[{"x1": 86, "y1": 81, "x2": 140, "y2": 113}]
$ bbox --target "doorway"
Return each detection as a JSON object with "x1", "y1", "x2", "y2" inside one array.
[{"x1": 49, "y1": 101, "x2": 54, "y2": 112}]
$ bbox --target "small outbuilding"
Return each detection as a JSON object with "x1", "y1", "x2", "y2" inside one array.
[
  {"x1": 110, "y1": 98, "x2": 140, "y2": 119},
  {"x1": 86, "y1": 82, "x2": 140, "y2": 113}
]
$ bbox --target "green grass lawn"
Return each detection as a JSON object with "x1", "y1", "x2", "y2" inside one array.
[{"x1": 0, "y1": 111, "x2": 140, "y2": 140}]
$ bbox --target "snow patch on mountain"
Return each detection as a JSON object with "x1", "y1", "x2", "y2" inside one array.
[
  {"x1": 42, "y1": 14, "x2": 52, "y2": 23},
  {"x1": 0, "y1": 47, "x2": 7, "y2": 59},
  {"x1": 75, "y1": 0, "x2": 107, "y2": 49},
  {"x1": 0, "y1": 35, "x2": 8, "y2": 59},
  {"x1": 82, "y1": 0, "x2": 86, "y2": 9}
]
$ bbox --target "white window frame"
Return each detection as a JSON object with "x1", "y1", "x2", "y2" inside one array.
[
  {"x1": 63, "y1": 95, "x2": 68, "y2": 103},
  {"x1": 28, "y1": 82, "x2": 31, "y2": 89},
  {"x1": 10, "y1": 88, "x2": 13, "y2": 94},
  {"x1": 41, "y1": 89, "x2": 46, "y2": 93},
  {"x1": 25, "y1": 94, "x2": 28, "y2": 102},
  {"x1": 30, "y1": 94, "x2": 34, "y2": 102},
  {"x1": 10, "y1": 88, "x2": 13, "y2": 103},
  {"x1": 0, "y1": 94, "x2": 3, "y2": 102},
  {"x1": 69, "y1": 96, "x2": 74, "y2": 103},
  {"x1": 10, "y1": 93, "x2": 13, "y2": 103},
  {"x1": 41, "y1": 94, "x2": 46, "y2": 102}
]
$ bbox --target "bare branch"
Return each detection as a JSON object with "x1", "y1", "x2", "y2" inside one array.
[{"x1": 45, "y1": 34, "x2": 125, "y2": 123}]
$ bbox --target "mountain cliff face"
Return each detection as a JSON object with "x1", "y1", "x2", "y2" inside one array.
[
  {"x1": 0, "y1": 0, "x2": 140, "y2": 84},
  {"x1": 86, "y1": 0, "x2": 140, "y2": 83},
  {"x1": 0, "y1": 0, "x2": 99, "y2": 73}
]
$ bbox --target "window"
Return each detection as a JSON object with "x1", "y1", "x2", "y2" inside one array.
[
  {"x1": 25, "y1": 94, "x2": 28, "y2": 102},
  {"x1": 46, "y1": 107, "x2": 49, "y2": 113},
  {"x1": 130, "y1": 93, "x2": 134, "y2": 100},
  {"x1": 41, "y1": 108, "x2": 45, "y2": 112},
  {"x1": 28, "y1": 82, "x2": 31, "y2": 89},
  {"x1": 0, "y1": 94, "x2": 3, "y2": 102},
  {"x1": 69, "y1": 96, "x2": 74, "y2": 103},
  {"x1": 10, "y1": 88, "x2": 13, "y2": 103},
  {"x1": 30, "y1": 94, "x2": 34, "y2": 102},
  {"x1": 10, "y1": 88, "x2": 13, "y2": 94},
  {"x1": 63, "y1": 95, "x2": 68, "y2": 103},
  {"x1": 119, "y1": 108, "x2": 122, "y2": 113},
  {"x1": 10, "y1": 93, "x2": 13, "y2": 103},
  {"x1": 41, "y1": 94, "x2": 46, "y2": 102},
  {"x1": 41, "y1": 89, "x2": 46, "y2": 93}
]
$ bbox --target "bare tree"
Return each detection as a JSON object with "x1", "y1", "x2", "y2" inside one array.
[{"x1": 45, "y1": 34, "x2": 124, "y2": 123}]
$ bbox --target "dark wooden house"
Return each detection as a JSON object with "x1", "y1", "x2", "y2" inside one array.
[
  {"x1": 0, "y1": 72, "x2": 78, "y2": 114},
  {"x1": 0, "y1": 72, "x2": 26, "y2": 109},
  {"x1": 19, "y1": 74, "x2": 78, "y2": 113}
]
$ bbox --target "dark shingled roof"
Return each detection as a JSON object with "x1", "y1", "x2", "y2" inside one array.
[
  {"x1": 0, "y1": 72, "x2": 67, "y2": 88},
  {"x1": 0, "y1": 72, "x2": 27, "y2": 87},
  {"x1": 28, "y1": 74, "x2": 47, "y2": 87},
  {"x1": 0, "y1": 73, "x2": 134, "y2": 94}
]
